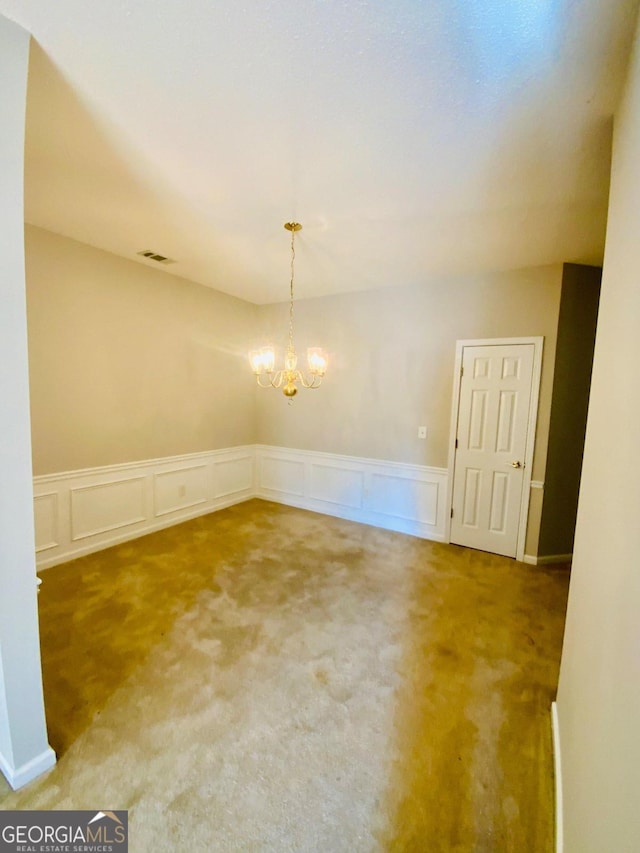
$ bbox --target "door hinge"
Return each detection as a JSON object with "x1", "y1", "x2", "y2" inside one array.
[
  {"x1": 450, "y1": 507, "x2": 454, "y2": 518},
  {"x1": 460, "y1": 366, "x2": 464, "y2": 377},
  {"x1": 455, "y1": 438, "x2": 458, "y2": 449}
]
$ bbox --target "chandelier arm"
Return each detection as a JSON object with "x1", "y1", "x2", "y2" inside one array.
[
  {"x1": 255, "y1": 374, "x2": 275, "y2": 389},
  {"x1": 256, "y1": 371, "x2": 285, "y2": 389},
  {"x1": 297, "y1": 373, "x2": 323, "y2": 389}
]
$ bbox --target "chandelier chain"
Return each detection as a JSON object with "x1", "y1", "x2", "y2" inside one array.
[{"x1": 288, "y1": 225, "x2": 295, "y2": 351}]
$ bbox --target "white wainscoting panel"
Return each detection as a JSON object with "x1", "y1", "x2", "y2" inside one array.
[
  {"x1": 214, "y1": 454, "x2": 253, "y2": 499},
  {"x1": 310, "y1": 463, "x2": 364, "y2": 509},
  {"x1": 33, "y1": 493, "x2": 59, "y2": 553},
  {"x1": 154, "y1": 464, "x2": 209, "y2": 517},
  {"x1": 255, "y1": 446, "x2": 448, "y2": 541},
  {"x1": 71, "y1": 476, "x2": 146, "y2": 540},
  {"x1": 259, "y1": 453, "x2": 306, "y2": 497},
  {"x1": 33, "y1": 446, "x2": 255, "y2": 570},
  {"x1": 368, "y1": 472, "x2": 438, "y2": 526}
]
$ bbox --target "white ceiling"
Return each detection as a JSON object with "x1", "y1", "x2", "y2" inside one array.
[{"x1": 2, "y1": 0, "x2": 638, "y2": 303}]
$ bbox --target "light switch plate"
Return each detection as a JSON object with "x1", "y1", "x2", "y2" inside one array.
[{"x1": 418, "y1": 426, "x2": 427, "y2": 439}]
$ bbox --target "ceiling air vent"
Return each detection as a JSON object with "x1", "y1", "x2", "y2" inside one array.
[{"x1": 137, "y1": 250, "x2": 176, "y2": 265}]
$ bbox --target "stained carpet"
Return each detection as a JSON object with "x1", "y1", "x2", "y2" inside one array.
[{"x1": 0, "y1": 499, "x2": 570, "y2": 851}]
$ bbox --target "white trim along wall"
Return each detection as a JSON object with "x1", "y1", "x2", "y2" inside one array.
[
  {"x1": 551, "y1": 701, "x2": 564, "y2": 853},
  {"x1": 33, "y1": 445, "x2": 546, "y2": 570}
]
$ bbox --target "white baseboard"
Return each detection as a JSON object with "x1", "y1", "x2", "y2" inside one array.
[
  {"x1": 523, "y1": 553, "x2": 573, "y2": 566},
  {"x1": 0, "y1": 745, "x2": 56, "y2": 790},
  {"x1": 538, "y1": 553, "x2": 573, "y2": 565},
  {"x1": 255, "y1": 445, "x2": 448, "y2": 542},
  {"x1": 551, "y1": 701, "x2": 563, "y2": 853},
  {"x1": 33, "y1": 446, "x2": 255, "y2": 570}
]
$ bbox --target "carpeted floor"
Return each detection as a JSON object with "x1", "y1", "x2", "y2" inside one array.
[{"x1": 0, "y1": 499, "x2": 570, "y2": 851}]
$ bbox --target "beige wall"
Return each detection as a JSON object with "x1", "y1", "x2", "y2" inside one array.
[
  {"x1": 27, "y1": 227, "x2": 563, "y2": 554},
  {"x1": 256, "y1": 265, "x2": 563, "y2": 483},
  {"x1": 26, "y1": 225, "x2": 257, "y2": 475},
  {"x1": 555, "y1": 13, "x2": 640, "y2": 853}
]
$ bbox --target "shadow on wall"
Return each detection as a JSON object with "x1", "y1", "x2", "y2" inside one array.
[{"x1": 537, "y1": 263, "x2": 602, "y2": 559}]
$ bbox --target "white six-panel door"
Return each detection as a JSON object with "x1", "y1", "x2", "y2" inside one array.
[{"x1": 450, "y1": 343, "x2": 535, "y2": 558}]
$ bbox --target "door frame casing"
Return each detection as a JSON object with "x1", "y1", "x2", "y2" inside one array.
[{"x1": 445, "y1": 337, "x2": 544, "y2": 562}]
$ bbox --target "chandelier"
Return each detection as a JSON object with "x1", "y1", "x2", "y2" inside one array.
[{"x1": 249, "y1": 222, "x2": 328, "y2": 399}]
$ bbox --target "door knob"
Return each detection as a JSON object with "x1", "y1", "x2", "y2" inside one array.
[{"x1": 509, "y1": 461, "x2": 522, "y2": 468}]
